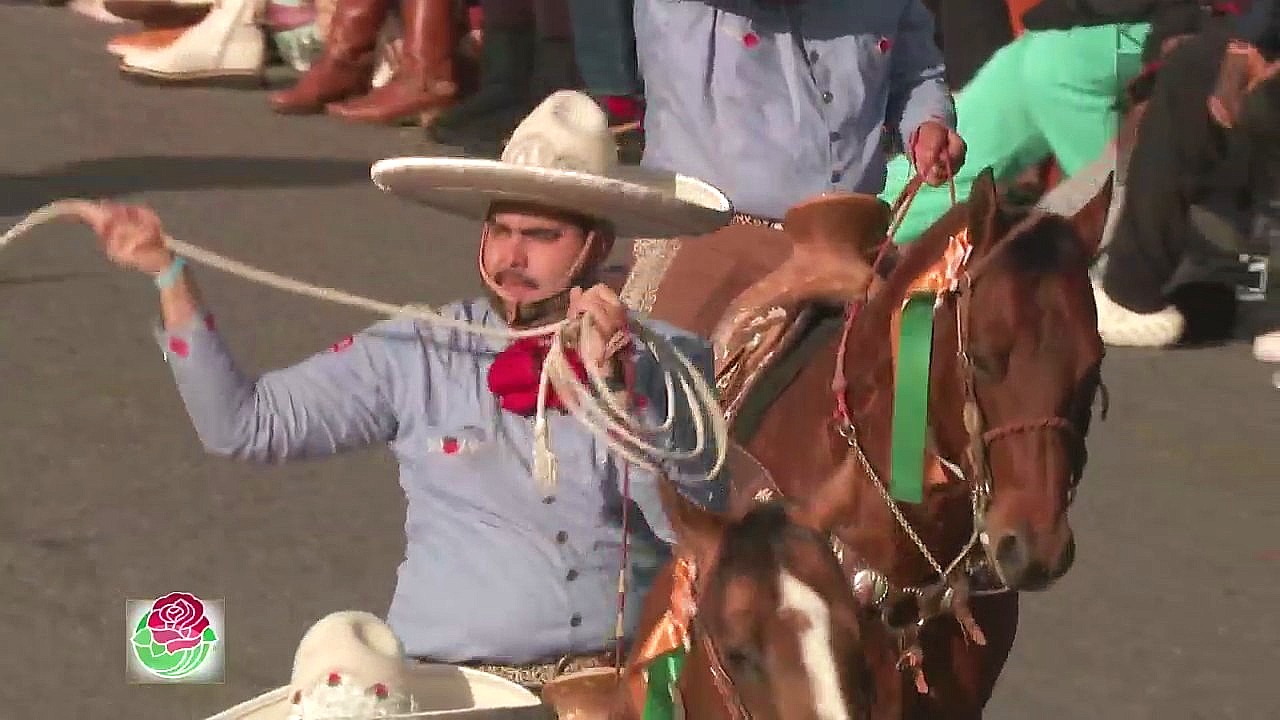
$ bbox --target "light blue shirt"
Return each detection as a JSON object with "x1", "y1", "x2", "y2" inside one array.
[
  {"x1": 154, "y1": 297, "x2": 723, "y2": 663},
  {"x1": 635, "y1": 0, "x2": 956, "y2": 220}
]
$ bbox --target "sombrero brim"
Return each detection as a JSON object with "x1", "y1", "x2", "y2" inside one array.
[
  {"x1": 206, "y1": 663, "x2": 544, "y2": 720},
  {"x1": 370, "y1": 157, "x2": 733, "y2": 239}
]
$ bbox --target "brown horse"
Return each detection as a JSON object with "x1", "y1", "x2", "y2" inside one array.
[
  {"x1": 596, "y1": 166, "x2": 1113, "y2": 720},
  {"x1": 647, "y1": 473, "x2": 876, "y2": 720},
  {"x1": 555, "y1": 166, "x2": 1113, "y2": 720},
  {"x1": 735, "y1": 167, "x2": 1113, "y2": 718},
  {"x1": 542, "y1": 449, "x2": 876, "y2": 720}
]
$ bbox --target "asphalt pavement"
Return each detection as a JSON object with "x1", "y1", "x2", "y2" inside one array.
[{"x1": 1, "y1": 6, "x2": 1278, "y2": 719}]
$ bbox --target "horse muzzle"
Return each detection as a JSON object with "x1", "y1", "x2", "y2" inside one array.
[{"x1": 981, "y1": 519, "x2": 1075, "y2": 592}]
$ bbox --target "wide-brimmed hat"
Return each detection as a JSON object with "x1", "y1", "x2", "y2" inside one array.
[
  {"x1": 206, "y1": 611, "x2": 544, "y2": 720},
  {"x1": 370, "y1": 90, "x2": 733, "y2": 239}
]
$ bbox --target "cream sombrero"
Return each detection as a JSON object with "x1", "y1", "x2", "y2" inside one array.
[
  {"x1": 206, "y1": 611, "x2": 546, "y2": 720},
  {"x1": 370, "y1": 90, "x2": 733, "y2": 239}
]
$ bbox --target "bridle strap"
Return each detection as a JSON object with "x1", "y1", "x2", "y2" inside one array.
[
  {"x1": 697, "y1": 622, "x2": 752, "y2": 720},
  {"x1": 982, "y1": 417, "x2": 1079, "y2": 444}
]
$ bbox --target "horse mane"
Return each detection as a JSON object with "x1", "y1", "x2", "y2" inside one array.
[
  {"x1": 848, "y1": 193, "x2": 1094, "y2": 388},
  {"x1": 873, "y1": 199, "x2": 1088, "y2": 317}
]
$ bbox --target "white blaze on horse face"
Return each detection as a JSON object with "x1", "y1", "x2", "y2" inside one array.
[{"x1": 778, "y1": 571, "x2": 850, "y2": 720}]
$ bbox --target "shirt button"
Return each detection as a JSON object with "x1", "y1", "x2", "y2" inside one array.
[
  {"x1": 569, "y1": 614, "x2": 582, "y2": 627},
  {"x1": 829, "y1": 131, "x2": 841, "y2": 142},
  {"x1": 555, "y1": 531, "x2": 568, "y2": 544},
  {"x1": 566, "y1": 569, "x2": 579, "y2": 581},
  {"x1": 821, "y1": 91, "x2": 833, "y2": 104},
  {"x1": 830, "y1": 171, "x2": 843, "y2": 183},
  {"x1": 808, "y1": 50, "x2": 819, "y2": 63}
]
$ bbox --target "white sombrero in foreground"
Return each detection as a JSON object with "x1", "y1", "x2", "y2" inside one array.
[
  {"x1": 206, "y1": 611, "x2": 545, "y2": 720},
  {"x1": 370, "y1": 90, "x2": 733, "y2": 239}
]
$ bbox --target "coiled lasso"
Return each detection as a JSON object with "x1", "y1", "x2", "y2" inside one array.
[{"x1": 0, "y1": 200, "x2": 729, "y2": 492}]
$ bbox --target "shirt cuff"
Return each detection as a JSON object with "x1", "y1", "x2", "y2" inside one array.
[{"x1": 898, "y1": 96, "x2": 957, "y2": 155}]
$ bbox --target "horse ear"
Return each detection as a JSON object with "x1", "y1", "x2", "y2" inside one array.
[
  {"x1": 1068, "y1": 172, "x2": 1115, "y2": 258},
  {"x1": 657, "y1": 474, "x2": 726, "y2": 566},
  {"x1": 966, "y1": 167, "x2": 1002, "y2": 252}
]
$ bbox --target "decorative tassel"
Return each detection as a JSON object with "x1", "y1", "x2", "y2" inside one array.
[
  {"x1": 533, "y1": 341, "x2": 558, "y2": 500},
  {"x1": 615, "y1": 568, "x2": 627, "y2": 640},
  {"x1": 533, "y1": 416, "x2": 557, "y2": 500}
]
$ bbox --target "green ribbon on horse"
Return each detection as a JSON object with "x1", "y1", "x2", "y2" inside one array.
[
  {"x1": 642, "y1": 646, "x2": 688, "y2": 720},
  {"x1": 890, "y1": 292, "x2": 937, "y2": 504}
]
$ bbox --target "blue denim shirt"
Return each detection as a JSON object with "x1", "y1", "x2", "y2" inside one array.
[
  {"x1": 154, "y1": 297, "x2": 723, "y2": 663},
  {"x1": 635, "y1": 0, "x2": 956, "y2": 220}
]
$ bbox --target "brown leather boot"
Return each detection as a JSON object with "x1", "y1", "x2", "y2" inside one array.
[
  {"x1": 323, "y1": 0, "x2": 458, "y2": 125},
  {"x1": 267, "y1": 0, "x2": 389, "y2": 114}
]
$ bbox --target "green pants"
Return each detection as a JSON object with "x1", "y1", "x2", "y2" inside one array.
[{"x1": 880, "y1": 23, "x2": 1151, "y2": 245}]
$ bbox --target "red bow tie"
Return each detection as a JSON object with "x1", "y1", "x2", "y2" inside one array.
[{"x1": 487, "y1": 337, "x2": 588, "y2": 417}]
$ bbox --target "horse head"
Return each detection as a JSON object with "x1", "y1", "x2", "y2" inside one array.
[
  {"x1": 927, "y1": 167, "x2": 1110, "y2": 590},
  {"x1": 842, "y1": 168, "x2": 1112, "y2": 593},
  {"x1": 657, "y1": 472, "x2": 873, "y2": 720}
]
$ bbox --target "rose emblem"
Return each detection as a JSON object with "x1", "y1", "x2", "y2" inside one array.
[
  {"x1": 148, "y1": 592, "x2": 211, "y2": 652},
  {"x1": 131, "y1": 592, "x2": 219, "y2": 679}
]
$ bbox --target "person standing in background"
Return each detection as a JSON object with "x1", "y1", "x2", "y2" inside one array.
[
  {"x1": 265, "y1": 0, "x2": 464, "y2": 125},
  {"x1": 428, "y1": 0, "x2": 577, "y2": 147},
  {"x1": 620, "y1": 0, "x2": 966, "y2": 317},
  {"x1": 925, "y1": 0, "x2": 1017, "y2": 90},
  {"x1": 566, "y1": 0, "x2": 645, "y2": 136}
]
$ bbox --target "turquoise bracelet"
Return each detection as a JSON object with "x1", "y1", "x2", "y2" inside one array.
[{"x1": 154, "y1": 256, "x2": 187, "y2": 290}]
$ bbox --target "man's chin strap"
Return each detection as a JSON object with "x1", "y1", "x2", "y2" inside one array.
[{"x1": 483, "y1": 284, "x2": 576, "y2": 328}]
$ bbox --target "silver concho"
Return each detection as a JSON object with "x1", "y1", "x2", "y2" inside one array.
[{"x1": 852, "y1": 569, "x2": 890, "y2": 607}]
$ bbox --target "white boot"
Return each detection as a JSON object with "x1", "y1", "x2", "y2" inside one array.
[
  {"x1": 1254, "y1": 330, "x2": 1280, "y2": 363},
  {"x1": 119, "y1": 0, "x2": 266, "y2": 85},
  {"x1": 1092, "y1": 281, "x2": 1186, "y2": 347}
]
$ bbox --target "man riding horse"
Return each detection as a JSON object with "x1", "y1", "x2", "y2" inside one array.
[{"x1": 72, "y1": 90, "x2": 736, "y2": 702}]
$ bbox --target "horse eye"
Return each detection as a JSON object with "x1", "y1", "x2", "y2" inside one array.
[
  {"x1": 969, "y1": 353, "x2": 1005, "y2": 380},
  {"x1": 724, "y1": 647, "x2": 762, "y2": 676}
]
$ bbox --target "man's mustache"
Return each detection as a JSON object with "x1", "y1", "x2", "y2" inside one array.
[{"x1": 493, "y1": 269, "x2": 539, "y2": 289}]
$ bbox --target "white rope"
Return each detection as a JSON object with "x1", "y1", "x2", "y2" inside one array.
[{"x1": 0, "y1": 200, "x2": 728, "y2": 486}]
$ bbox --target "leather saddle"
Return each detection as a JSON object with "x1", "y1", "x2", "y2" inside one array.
[{"x1": 711, "y1": 193, "x2": 889, "y2": 426}]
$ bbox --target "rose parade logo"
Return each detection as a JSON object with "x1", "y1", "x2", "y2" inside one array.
[{"x1": 127, "y1": 592, "x2": 224, "y2": 683}]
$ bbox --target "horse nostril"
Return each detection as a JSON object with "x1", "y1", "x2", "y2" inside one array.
[
  {"x1": 994, "y1": 532, "x2": 1026, "y2": 576},
  {"x1": 1053, "y1": 534, "x2": 1077, "y2": 577}
]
